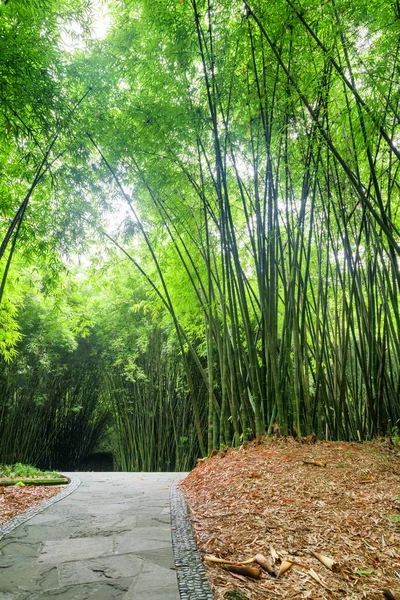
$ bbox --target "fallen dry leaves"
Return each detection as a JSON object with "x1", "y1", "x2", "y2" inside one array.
[
  {"x1": 181, "y1": 438, "x2": 400, "y2": 600},
  {"x1": 0, "y1": 484, "x2": 64, "y2": 526}
]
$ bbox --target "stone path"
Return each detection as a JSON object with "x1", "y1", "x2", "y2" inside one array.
[{"x1": 0, "y1": 472, "x2": 186, "y2": 600}]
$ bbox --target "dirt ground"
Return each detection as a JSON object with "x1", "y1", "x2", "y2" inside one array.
[
  {"x1": 181, "y1": 438, "x2": 400, "y2": 600},
  {"x1": 0, "y1": 484, "x2": 63, "y2": 526}
]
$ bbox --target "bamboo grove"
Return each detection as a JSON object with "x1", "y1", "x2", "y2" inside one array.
[
  {"x1": 93, "y1": 0, "x2": 399, "y2": 450},
  {"x1": 0, "y1": 0, "x2": 399, "y2": 469}
]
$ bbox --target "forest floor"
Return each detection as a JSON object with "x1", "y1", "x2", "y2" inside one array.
[
  {"x1": 181, "y1": 437, "x2": 400, "y2": 600},
  {"x1": 0, "y1": 484, "x2": 64, "y2": 526}
]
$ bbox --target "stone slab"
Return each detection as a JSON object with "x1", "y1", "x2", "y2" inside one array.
[
  {"x1": 115, "y1": 535, "x2": 172, "y2": 554},
  {"x1": 38, "y1": 537, "x2": 114, "y2": 563},
  {"x1": 124, "y1": 561, "x2": 178, "y2": 599},
  {"x1": 0, "y1": 563, "x2": 58, "y2": 592},
  {"x1": 28, "y1": 581, "x2": 131, "y2": 600},
  {"x1": 119, "y1": 525, "x2": 172, "y2": 541},
  {"x1": 58, "y1": 555, "x2": 143, "y2": 586}
]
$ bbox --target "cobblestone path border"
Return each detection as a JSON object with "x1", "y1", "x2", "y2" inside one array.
[
  {"x1": 0, "y1": 476, "x2": 81, "y2": 541},
  {"x1": 170, "y1": 480, "x2": 214, "y2": 600}
]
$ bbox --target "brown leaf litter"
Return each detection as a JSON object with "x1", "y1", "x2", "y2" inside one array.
[
  {"x1": 180, "y1": 438, "x2": 400, "y2": 600},
  {"x1": 0, "y1": 484, "x2": 63, "y2": 526}
]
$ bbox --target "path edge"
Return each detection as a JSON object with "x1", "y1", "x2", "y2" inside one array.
[
  {"x1": 170, "y1": 480, "x2": 214, "y2": 600},
  {"x1": 0, "y1": 475, "x2": 81, "y2": 541}
]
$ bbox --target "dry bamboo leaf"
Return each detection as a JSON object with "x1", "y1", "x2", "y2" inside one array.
[
  {"x1": 204, "y1": 555, "x2": 234, "y2": 564},
  {"x1": 311, "y1": 550, "x2": 335, "y2": 570},
  {"x1": 222, "y1": 564, "x2": 262, "y2": 580},
  {"x1": 309, "y1": 568, "x2": 323, "y2": 584},
  {"x1": 240, "y1": 557, "x2": 257, "y2": 565},
  {"x1": 303, "y1": 460, "x2": 327, "y2": 467},
  {"x1": 255, "y1": 553, "x2": 277, "y2": 577},
  {"x1": 204, "y1": 555, "x2": 255, "y2": 565},
  {"x1": 205, "y1": 536, "x2": 217, "y2": 546},
  {"x1": 277, "y1": 560, "x2": 293, "y2": 577},
  {"x1": 288, "y1": 559, "x2": 312, "y2": 570},
  {"x1": 309, "y1": 568, "x2": 331, "y2": 590},
  {"x1": 270, "y1": 545, "x2": 280, "y2": 563}
]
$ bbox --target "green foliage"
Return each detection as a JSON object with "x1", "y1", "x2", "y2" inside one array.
[
  {"x1": 392, "y1": 421, "x2": 400, "y2": 448},
  {"x1": 389, "y1": 516, "x2": 400, "y2": 523},
  {"x1": 0, "y1": 298, "x2": 22, "y2": 362},
  {"x1": 0, "y1": 259, "x2": 201, "y2": 471},
  {"x1": 0, "y1": 463, "x2": 60, "y2": 479}
]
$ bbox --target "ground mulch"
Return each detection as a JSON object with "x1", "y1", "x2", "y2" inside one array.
[
  {"x1": 180, "y1": 438, "x2": 400, "y2": 600},
  {"x1": 0, "y1": 484, "x2": 64, "y2": 526}
]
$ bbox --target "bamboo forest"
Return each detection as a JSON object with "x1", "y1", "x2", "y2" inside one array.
[{"x1": 1, "y1": 0, "x2": 399, "y2": 472}]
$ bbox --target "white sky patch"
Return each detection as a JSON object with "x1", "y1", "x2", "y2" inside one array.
[
  {"x1": 102, "y1": 179, "x2": 142, "y2": 237},
  {"x1": 92, "y1": 1, "x2": 111, "y2": 41},
  {"x1": 60, "y1": 0, "x2": 111, "y2": 53},
  {"x1": 104, "y1": 196, "x2": 132, "y2": 234},
  {"x1": 66, "y1": 196, "x2": 135, "y2": 271},
  {"x1": 228, "y1": 154, "x2": 255, "y2": 180},
  {"x1": 355, "y1": 26, "x2": 381, "y2": 53},
  {"x1": 118, "y1": 79, "x2": 131, "y2": 91},
  {"x1": 393, "y1": 133, "x2": 400, "y2": 154},
  {"x1": 59, "y1": 20, "x2": 85, "y2": 53}
]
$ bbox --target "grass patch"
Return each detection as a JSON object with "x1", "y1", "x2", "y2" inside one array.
[{"x1": 0, "y1": 463, "x2": 61, "y2": 480}]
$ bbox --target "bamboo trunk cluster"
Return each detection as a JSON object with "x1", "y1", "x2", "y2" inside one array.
[{"x1": 115, "y1": 0, "x2": 400, "y2": 450}]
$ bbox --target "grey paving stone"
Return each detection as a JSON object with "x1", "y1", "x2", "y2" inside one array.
[
  {"x1": 130, "y1": 561, "x2": 178, "y2": 590},
  {"x1": 38, "y1": 537, "x2": 114, "y2": 563},
  {"x1": 26, "y1": 511, "x2": 83, "y2": 525},
  {"x1": 40, "y1": 565, "x2": 60, "y2": 591},
  {"x1": 68, "y1": 526, "x2": 128, "y2": 539},
  {"x1": 135, "y1": 546, "x2": 176, "y2": 569},
  {"x1": 135, "y1": 516, "x2": 170, "y2": 527},
  {"x1": 0, "y1": 540, "x2": 42, "y2": 558},
  {"x1": 115, "y1": 535, "x2": 171, "y2": 554},
  {"x1": 58, "y1": 555, "x2": 143, "y2": 586},
  {"x1": 29, "y1": 582, "x2": 129, "y2": 600},
  {"x1": 0, "y1": 563, "x2": 56, "y2": 592},
  {"x1": 87, "y1": 504, "x2": 135, "y2": 517},
  {"x1": 5, "y1": 524, "x2": 72, "y2": 544},
  {"x1": 37, "y1": 506, "x2": 90, "y2": 519},
  {"x1": 121, "y1": 525, "x2": 173, "y2": 541},
  {"x1": 0, "y1": 557, "x2": 15, "y2": 568},
  {"x1": 0, "y1": 593, "x2": 23, "y2": 600},
  {"x1": 126, "y1": 588, "x2": 181, "y2": 600},
  {"x1": 124, "y1": 562, "x2": 179, "y2": 599}
]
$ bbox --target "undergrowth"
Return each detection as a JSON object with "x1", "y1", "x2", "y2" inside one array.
[{"x1": 0, "y1": 463, "x2": 60, "y2": 479}]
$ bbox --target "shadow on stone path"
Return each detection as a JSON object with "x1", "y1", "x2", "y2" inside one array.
[{"x1": 0, "y1": 472, "x2": 187, "y2": 600}]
